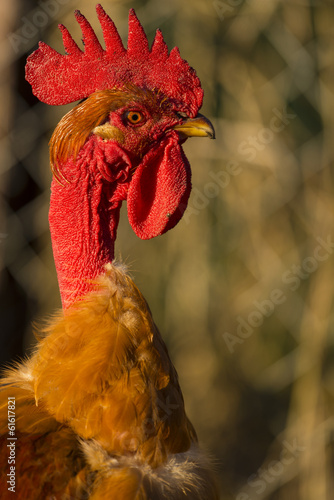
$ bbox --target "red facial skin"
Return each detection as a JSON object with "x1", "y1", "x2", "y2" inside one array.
[
  {"x1": 25, "y1": 5, "x2": 204, "y2": 310},
  {"x1": 49, "y1": 90, "x2": 192, "y2": 309}
]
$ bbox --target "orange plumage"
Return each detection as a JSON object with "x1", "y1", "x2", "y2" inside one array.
[
  {"x1": 0, "y1": 5, "x2": 218, "y2": 499},
  {"x1": 0, "y1": 265, "x2": 218, "y2": 498}
]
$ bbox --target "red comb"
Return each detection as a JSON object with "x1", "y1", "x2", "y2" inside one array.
[{"x1": 25, "y1": 4, "x2": 203, "y2": 117}]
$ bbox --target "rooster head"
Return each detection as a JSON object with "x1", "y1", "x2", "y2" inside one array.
[{"x1": 25, "y1": 4, "x2": 214, "y2": 241}]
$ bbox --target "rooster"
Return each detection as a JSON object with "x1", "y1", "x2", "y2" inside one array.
[{"x1": 0, "y1": 5, "x2": 217, "y2": 499}]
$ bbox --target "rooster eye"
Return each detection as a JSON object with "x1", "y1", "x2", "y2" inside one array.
[{"x1": 125, "y1": 110, "x2": 145, "y2": 125}]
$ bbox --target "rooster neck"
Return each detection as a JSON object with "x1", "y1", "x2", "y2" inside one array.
[{"x1": 49, "y1": 137, "x2": 131, "y2": 309}]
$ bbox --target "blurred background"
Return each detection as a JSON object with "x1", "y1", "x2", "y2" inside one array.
[{"x1": 1, "y1": 0, "x2": 334, "y2": 498}]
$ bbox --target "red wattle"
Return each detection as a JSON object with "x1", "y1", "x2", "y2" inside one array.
[{"x1": 127, "y1": 133, "x2": 191, "y2": 239}]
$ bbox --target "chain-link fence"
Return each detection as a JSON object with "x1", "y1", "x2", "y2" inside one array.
[{"x1": 1, "y1": 0, "x2": 334, "y2": 498}]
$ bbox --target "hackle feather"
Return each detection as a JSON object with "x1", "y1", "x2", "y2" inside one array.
[{"x1": 0, "y1": 263, "x2": 218, "y2": 498}]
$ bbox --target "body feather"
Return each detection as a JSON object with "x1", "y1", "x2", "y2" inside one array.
[{"x1": 0, "y1": 263, "x2": 218, "y2": 498}]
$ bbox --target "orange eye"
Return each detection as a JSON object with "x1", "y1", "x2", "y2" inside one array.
[{"x1": 126, "y1": 110, "x2": 145, "y2": 125}]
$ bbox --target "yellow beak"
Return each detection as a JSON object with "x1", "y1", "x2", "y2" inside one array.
[{"x1": 173, "y1": 113, "x2": 215, "y2": 139}]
